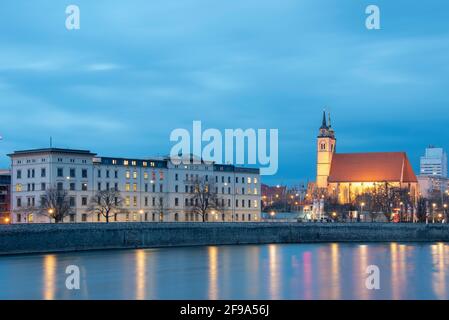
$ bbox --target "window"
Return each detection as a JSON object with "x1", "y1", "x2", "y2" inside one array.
[
  {"x1": 125, "y1": 183, "x2": 131, "y2": 192},
  {"x1": 57, "y1": 168, "x2": 63, "y2": 177},
  {"x1": 175, "y1": 185, "x2": 178, "y2": 192},
  {"x1": 175, "y1": 198, "x2": 179, "y2": 206},
  {"x1": 159, "y1": 185, "x2": 163, "y2": 193},
  {"x1": 112, "y1": 160, "x2": 117, "y2": 165},
  {"x1": 70, "y1": 214, "x2": 75, "y2": 222},
  {"x1": 248, "y1": 200, "x2": 251, "y2": 208},
  {"x1": 70, "y1": 168, "x2": 76, "y2": 178},
  {"x1": 143, "y1": 161, "x2": 148, "y2": 167},
  {"x1": 17, "y1": 170, "x2": 22, "y2": 179},
  {"x1": 145, "y1": 184, "x2": 148, "y2": 192},
  {"x1": 254, "y1": 188, "x2": 258, "y2": 195},
  {"x1": 242, "y1": 200, "x2": 245, "y2": 207},
  {"x1": 15, "y1": 184, "x2": 22, "y2": 192},
  {"x1": 222, "y1": 176, "x2": 225, "y2": 183},
  {"x1": 133, "y1": 196, "x2": 137, "y2": 207},
  {"x1": 82, "y1": 214, "x2": 87, "y2": 222},
  {"x1": 247, "y1": 177, "x2": 251, "y2": 184},
  {"x1": 236, "y1": 199, "x2": 239, "y2": 207},
  {"x1": 28, "y1": 214, "x2": 34, "y2": 223},
  {"x1": 17, "y1": 198, "x2": 22, "y2": 207},
  {"x1": 70, "y1": 183, "x2": 76, "y2": 191},
  {"x1": 133, "y1": 183, "x2": 137, "y2": 192},
  {"x1": 145, "y1": 197, "x2": 148, "y2": 206},
  {"x1": 124, "y1": 160, "x2": 129, "y2": 166},
  {"x1": 174, "y1": 213, "x2": 179, "y2": 221},
  {"x1": 126, "y1": 171, "x2": 130, "y2": 179},
  {"x1": 82, "y1": 197, "x2": 88, "y2": 206},
  {"x1": 69, "y1": 197, "x2": 76, "y2": 207},
  {"x1": 97, "y1": 169, "x2": 101, "y2": 178},
  {"x1": 144, "y1": 172, "x2": 149, "y2": 179},
  {"x1": 57, "y1": 182, "x2": 63, "y2": 191},
  {"x1": 254, "y1": 200, "x2": 258, "y2": 208},
  {"x1": 82, "y1": 183, "x2": 88, "y2": 191},
  {"x1": 114, "y1": 183, "x2": 118, "y2": 191},
  {"x1": 254, "y1": 178, "x2": 258, "y2": 184},
  {"x1": 152, "y1": 184, "x2": 156, "y2": 193},
  {"x1": 132, "y1": 161, "x2": 137, "y2": 166},
  {"x1": 175, "y1": 173, "x2": 178, "y2": 181},
  {"x1": 133, "y1": 171, "x2": 137, "y2": 179},
  {"x1": 241, "y1": 177, "x2": 244, "y2": 183},
  {"x1": 185, "y1": 198, "x2": 189, "y2": 206},
  {"x1": 152, "y1": 197, "x2": 155, "y2": 206},
  {"x1": 115, "y1": 171, "x2": 118, "y2": 179},
  {"x1": 41, "y1": 168, "x2": 46, "y2": 178},
  {"x1": 82, "y1": 169, "x2": 88, "y2": 178},
  {"x1": 242, "y1": 188, "x2": 245, "y2": 195},
  {"x1": 41, "y1": 183, "x2": 46, "y2": 191},
  {"x1": 106, "y1": 170, "x2": 110, "y2": 178},
  {"x1": 125, "y1": 196, "x2": 130, "y2": 206},
  {"x1": 17, "y1": 214, "x2": 22, "y2": 222}
]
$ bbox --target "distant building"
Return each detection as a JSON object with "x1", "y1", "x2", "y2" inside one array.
[
  {"x1": 0, "y1": 170, "x2": 11, "y2": 224},
  {"x1": 9, "y1": 148, "x2": 261, "y2": 224},
  {"x1": 315, "y1": 111, "x2": 419, "y2": 204},
  {"x1": 417, "y1": 175, "x2": 448, "y2": 199},
  {"x1": 417, "y1": 146, "x2": 448, "y2": 198},
  {"x1": 420, "y1": 146, "x2": 447, "y2": 177}
]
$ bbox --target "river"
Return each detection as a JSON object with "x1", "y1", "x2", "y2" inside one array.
[{"x1": 0, "y1": 242, "x2": 448, "y2": 300}]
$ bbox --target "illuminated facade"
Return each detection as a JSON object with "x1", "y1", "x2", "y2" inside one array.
[
  {"x1": 315, "y1": 112, "x2": 419, "y2": 204},
  {"x1": 9, "y1": 148, "x2": 261, "y2": 224}
]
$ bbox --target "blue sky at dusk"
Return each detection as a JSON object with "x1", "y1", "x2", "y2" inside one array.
[{"x1": 1, "y1": 0, "x2": 449, "y2": 185}]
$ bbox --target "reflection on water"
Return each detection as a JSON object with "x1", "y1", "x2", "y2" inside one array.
[
  {"x1": 1, "y1": 242, "x2": 449, "y2": 300},
  {"x1": 43, "y1": 255, "x2": 56, "y2": 300}
]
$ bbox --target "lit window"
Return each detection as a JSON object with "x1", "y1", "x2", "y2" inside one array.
[
  {"x1": 150, "y1": 162, "x2": 155, "y2": 167},
  {"x1": 124, "y1": 160, "x2": 129, "y2": 166},
  {"x1": 112, "y1": 160, "x2": 117, "y2": 165},
  {"x1": 133, "y1": 171, "x2": 137, "y2": 179},
  {"x1": 126, "y1": 171, "x2": 130, "y2": 179},
  {"x1": 133, "y1": 184, "x2": 137, "y2": 192},
  {"x1": 254, "y1": 178, "x2": 258, "y2": 184},
  {"x1": 132, "y1": 161, "x2": 137, "y2": 166},
  {"x1": 254, "y1": 200, "x2": 258, "y2": 208},
  {"x1": 247, "y1": 177, "x2": 251, "y2": 184},
  {"x1": 254, "y1": 188, "x2": 258, "y2": 195},
  {"x1": 143, "y1": 161, "x2": 147, "y2": 167},
  {"x1": 15, "y1": 184, "x2": 22, "y2": 192},
  {"x1": 125, "y1": 196, "x2": 130, "y2": 206},
  {"x1": 144, "y1": 172, "x2": 149, "y2": 179},
  {"x1": 125, "y1": 183, "x2": 131, "y2": 192}
]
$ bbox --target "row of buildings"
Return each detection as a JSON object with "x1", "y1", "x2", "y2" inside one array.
[{"x1": 1, "y1": 149, "x2": 261, "y2": 224}]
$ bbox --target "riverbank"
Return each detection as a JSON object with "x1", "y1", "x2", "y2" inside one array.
[{"x1": 0, "y1": 222, "x2": 448, "y2": 255}]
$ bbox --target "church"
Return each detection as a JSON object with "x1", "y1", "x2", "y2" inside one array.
[{"x1": 316, "y1": 111, "x2": 419, "y2": 204}]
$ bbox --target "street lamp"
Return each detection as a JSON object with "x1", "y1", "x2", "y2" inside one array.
[
  {"x1": 270, "y1": 211, "x2": 276, "y2": 222},
  {"x1": 359, "y1": 202, "x2": 365, "y2": 222}
]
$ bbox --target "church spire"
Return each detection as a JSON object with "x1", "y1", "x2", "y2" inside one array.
[
  {"x1": 320, "y1": 110, "x2": 328, "y2": 129},
  {"x1": 328, "y1": 112, "x2": 332, "y2": 128}
]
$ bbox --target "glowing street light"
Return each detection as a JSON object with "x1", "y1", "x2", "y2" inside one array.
[{"x1": 48, "y1": 208, "x2": 54, "y2": 215}]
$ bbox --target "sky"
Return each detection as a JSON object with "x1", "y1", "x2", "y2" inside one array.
[{"x1": 1, "y1": 0, "x2": 449, "y2": 185}]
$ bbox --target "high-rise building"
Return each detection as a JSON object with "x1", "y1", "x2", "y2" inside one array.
[{"x1": 420, "y1": 146, "x2": 447, "y2": 177}]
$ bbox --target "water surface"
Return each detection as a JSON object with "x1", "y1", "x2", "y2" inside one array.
[{"x1": 0, "y1": 242, "x2": 448, "y2": 300}]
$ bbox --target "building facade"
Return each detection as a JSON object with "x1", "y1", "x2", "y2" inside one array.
[
  {"x1": 9, "y1": 148, "x2": 261, "y2": 224},
  {"x1": 0, "y1": 170, "x2": 11, "y2": 224},
  {"x1": 420, "y1": 146, "x2": 448, "y2": 177}
]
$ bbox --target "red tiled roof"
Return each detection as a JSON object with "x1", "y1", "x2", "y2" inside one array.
[{"x1": 328, "y1": 152, "x2": 417, "y2": 183}]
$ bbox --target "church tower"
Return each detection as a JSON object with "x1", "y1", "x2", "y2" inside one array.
[{"x1": 316, "y1": 111, "x2": 336, "y2": 188}]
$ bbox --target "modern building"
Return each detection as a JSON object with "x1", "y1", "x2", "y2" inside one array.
[
  {"x1": 0, "y1": 170, "x2": 11, "y2": 224},
  {"x1": 315, "y1": 111, "x2": 419, "y2": 204},
  {"x1": 420, "y1": 146, "x2": 447, "y2": 177},
  {"x1": 417, "y1": 146, "x2": 448, "y2": 198},
  {"x1": 9, "y1": 148, "x2": 261, "y2": 224}
]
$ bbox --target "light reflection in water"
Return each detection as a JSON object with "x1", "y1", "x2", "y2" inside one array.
[
  {"x1": 330, "y1": 243, "x2": 341, "y2": 300},
  {"x1": 135, "y1": 249, "x2": 146, "y2": 300},
  {"x1": 43, "y1": 255, "x2": 57, "y2": 300},
  {"x1": 268, "y1": 244, "x2": 280, "y2": 299},
  {"x1": 432, "y1": 243, "x2": 447, "y2": 299},
  {"x1": 302, "y1": 251, "x2": 312, "y2": 300},
  {"x1": 208, "y1": 246, "x2": 219, "y2": 300}
]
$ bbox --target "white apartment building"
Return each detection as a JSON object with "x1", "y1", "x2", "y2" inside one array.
[
  {"x1": 420, "y1": 146, "x2": 448, "y2": 177},
  {"x1": 9, "y1": 148, "x2": 261, "y2": 224}
]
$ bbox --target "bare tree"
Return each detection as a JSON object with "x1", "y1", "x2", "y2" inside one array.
[
  {"x1": 87, "y1": 188, "x2": 126, "y2": 223},
  {"x1": 187, "y1": 177, "x2": 223, "y2": 222},
  {"x1": 38, "y1": 187, "x2": 74, "y2": 223}
]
